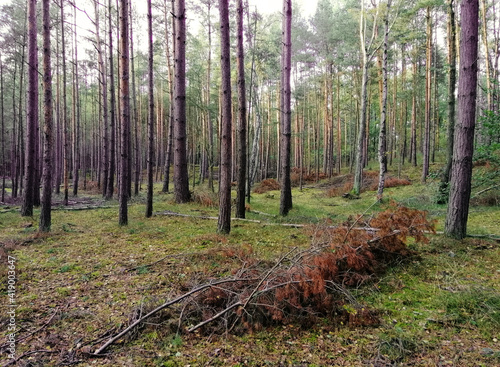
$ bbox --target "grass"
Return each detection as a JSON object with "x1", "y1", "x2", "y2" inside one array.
[{"x1": 0, "y1": 167, "x2": 499, "y2": 366}]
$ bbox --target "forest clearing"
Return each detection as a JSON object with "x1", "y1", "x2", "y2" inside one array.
[{"x1": 1, "y1": 0, "x2": 500, "y2": 365}]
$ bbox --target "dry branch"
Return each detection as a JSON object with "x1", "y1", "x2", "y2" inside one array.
[{"x1": 93, "y1": 277, "x2": 257, "y2": 355}]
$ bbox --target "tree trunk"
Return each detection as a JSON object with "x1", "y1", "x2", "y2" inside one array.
[
  {"x1": 107, "y1": 0, "x2": 116, "y2": 200},
  {"x1": 217, "y1": 0, "x2": 232, "y2": 233},
  {"x1": 118, "y1": 0, "x2": 130, "y2": 225},
  {"x1": 72, "y1": 5, "x2": 80, "y2": 197},
  {"x1": 146, "y1": 0, "x2": 154, "y2": 218},
  {"x1": 162, "y1": 0, "x2": 174, "y2": 193},
  {"x1": 130, "y1": 0, "x2": 140, "y2": 196},
  {"x1": 422, "y1": 7, "x2": 432, "y2": 182},
  {"x1": 40, "y1": 0, "x2": 53, "y2": 232},
  {"x1": 21, "y1": 0, "x2": 38, "y2": 217},
  {"x1": 279, "y1": 0, "x2": 292, "y2": 216},
  {"x1": 94, "y1": 0, "x2": 109, "y2": 197},
  {"x1": 173, "y1": 0, "x2": 191, "y2": 203},
  {"x1": 1, "y1": 57, "x2": 5, "y2": 202},
  {"x1": 445, "y1": 0, "x2": 479, "y2": 240},
  {"x1": 377, "y1": 0, "x2": 391, "y2": 200},
  {"x1": 235, "y1": 0, "x2": 247, "y2": 219},
  {"x1": 438, "y1": 0, "x2": 457, "y2": 204},
  {"x1": 410, "y1": 54, "x2": 417, "y2": 167}
]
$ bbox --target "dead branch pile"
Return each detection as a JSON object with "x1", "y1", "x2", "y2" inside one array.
[{"x1": 94, "y1": 204, "x2": 435, "y2": 355}]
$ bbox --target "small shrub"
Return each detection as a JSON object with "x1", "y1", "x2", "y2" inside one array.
[
  {"x1": 192, "y1": 190, "x2": 218, "y2": 207},
  {"x1": 253, "y1": 179, "x2": 280, "y2": 194}
]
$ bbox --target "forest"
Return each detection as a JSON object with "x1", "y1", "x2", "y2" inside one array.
[{"x1": 0, "y1": 0, "x2": 499, "y2": 365}]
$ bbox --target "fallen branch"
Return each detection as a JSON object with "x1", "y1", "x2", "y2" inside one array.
[
  {"x1": 471, "y1": 184, "x2": 500, "y2": 199},
  {"x1": 93, "y1": 277, "x2": 257, "y2": 355}
]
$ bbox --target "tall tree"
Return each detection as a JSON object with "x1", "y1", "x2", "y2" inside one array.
[
  {"x1": 40, "y1": 0, "x2": 53, "y2": 232},
  {"x1": 61, "y1": 0, "x2": 70, "y2": 205},
  {"x1": 353, "y1": 0, "x2": 379, "y2": 196},
  {"x1": 72, "y1": 5, "x2": 80, "y2": 196},
  {"x1": 106, "y1": 0, "x2": 116, "y2": 200},
  {"x1": 444, "y1": 0, "x2": 479, "y2": 240},
  {"x1": 173, "y1": 0, "x2": 191, "y2": 203},
  {"x1": 94, "y1": 0, "x2": 109, "y2": 197},
  {"x1": 118, "y1": 0, "x2": 130, "y2": 225},
  {"x1": 217, "y1": 0, "x2": 232, "y2": 233},
  {"x1": 235, "y1": 0, "x2": 247, "y2": 219},
  {"x1": 21, "y1": 0, "x2": 38, "y2": 217},
  {"x1": 279, "y1": 0, "x2": 292, "y2": 216},
  {"x1": 0, "y1": 56, "x2": 5, "y2": 203},
  {"x1": 377, "y1": 0, "x2": 392, "y2": 200},
  {"x1": 438, "y1": 0, "x2": 457, "y2": 203},
  {"x1": 422, "y1": 6, "x2": 432, "y2": 182},
  {"x1": 146, "y1": 0, "x2": 154, "y2": 218},
  {"x1": 162, "y1": 0, "x2": 175, "y2": 193}
]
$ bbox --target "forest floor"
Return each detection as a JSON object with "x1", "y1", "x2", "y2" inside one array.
[{"x1": 1, "y1": 164, "x2": 500, "y2": 367}]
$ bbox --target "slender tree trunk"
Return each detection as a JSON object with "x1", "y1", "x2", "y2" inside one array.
[
  {"x1": 235, "y1": 0, "x2": 247, "y2": 219},
  {"x1": 410, "y1": 54, "x2": 418, "y2": 167},
  {"x1": 60, "y1": 0, "x2": 70, "y2": 205},
  {"x1": 279, "y1": 0, "x2": 292, "y2": 216},
  {"x1": 130, "y1": 1, "x2": 140, "y2": 196},
  {"x1": 94, "y1": 0, "x2": 109, "y2": 197},
  {"x1": 217, "y1": 0, "x2": 232, "y2": 233},
  {"x1": 439, "y1": 0, "x2": 457, "y2": 204},
  {"x1": 146, "y1": 0, "x2": 154, "y2": 218},
  {"x1": 445, "y1": 0, "x2": 479, "y2": 239},
  {"x1": 377, "y1": 0, "x2": 391, "y2": 200},
  {"x1": 480, "y1": 0, "x2": 492, "y2": 111},
  {"x1": 353, "y1": 0, "x2": 379, "y2": 195},
  {"x1": 118, "y1": 0, "x2": 130, "y2": 225},
  {"x1": 173, "y1": 0, "x2": 191, "y2": 203},
  {"x1": 162, "y1": 0, "x2": 174, "y2": 193},
  {"x1": 106, "y1": 0, "x2": 116, "y2": 200},
  {"x1": 21, "y1": 0, "x2": 38, "y2": 216},
  {"x1": 40, "y1": 0, "x2": 53, "y2": 232},
  {"x1": 422, "y1": 7, "x2": 432, "y2": 182},
  {"x1": 10, "y1": 61, "x2": 17, "y2": 199},
  {"x1": 0, "y1": 57, "x2": 5, "y2": 202},
  {"x1": 72, "y1": 5, "x2": 80, "y2": 196}
]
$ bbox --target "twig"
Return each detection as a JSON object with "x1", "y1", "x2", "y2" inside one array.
[
  {"x1": 0, "y1": 307, "x2": 60, "y2": 353},
  {"x1": 342, "y1": 201, "x2": 379, "y2": 243},
  {"x1": 2, "y1": 350, "x2": 59, "y2": 367},
  {"x1": 187, "y1": 302, "x2": 243, "y2": 333},
  {"x1": 93, "y1": 277, "x2": 256, "y2": 355},
  {"x1": 471, "y1": 184, "x2": 500, "y2": 198}
]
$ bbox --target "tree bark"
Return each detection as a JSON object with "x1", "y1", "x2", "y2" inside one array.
[
  {"x1": 106, "y1": 0, "x2": 116, "y2": 200},
  {"x1": 40, "y1": 0, "x2": 53, "y2": 232},
  {"x1": 279, "y1": 0, "x2": 293, "y2": 216},
  {"x1": 146, "y1": 0, "x2": 154, "y2": 218},
  {"x1": 72, "y1": 5, "x2": 80, "y2": 197},
  {"x1": 438, "y1": 0, "x2": 457, "y2": 204},
  {"x1": 235, "y1": 0, "x2": 247, "y2": 219},
  {"x1": 118, "y1": 0, "x2": 130, "y2": 225},
  {"x1": 422, "y1": 7, "x2": 432, "y2": 183},
  {"x1": 0, "y1": 56, "x2": 5, "y2": 202},
  {"x1": 94, "y1": 0, "x2": 109, "y2": 197},
  {"x1": 162, "y1": 0, "x2": 175, "y2": 193},
  {"x1": 217, "y1": 0, "x2": 232, "y2": 233},
  {"x1": 445, "y1": 0, "x2": 479, "y2": 240},
  {"x1": 21, "y1": 0, "x2": 38, "y2": 217},
  {"x1": 173, "y1": 0, "x2": 191, "y2": 203},
  {"x1": 377, "y1": 0, "x2": 391, "y2": 200}
]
